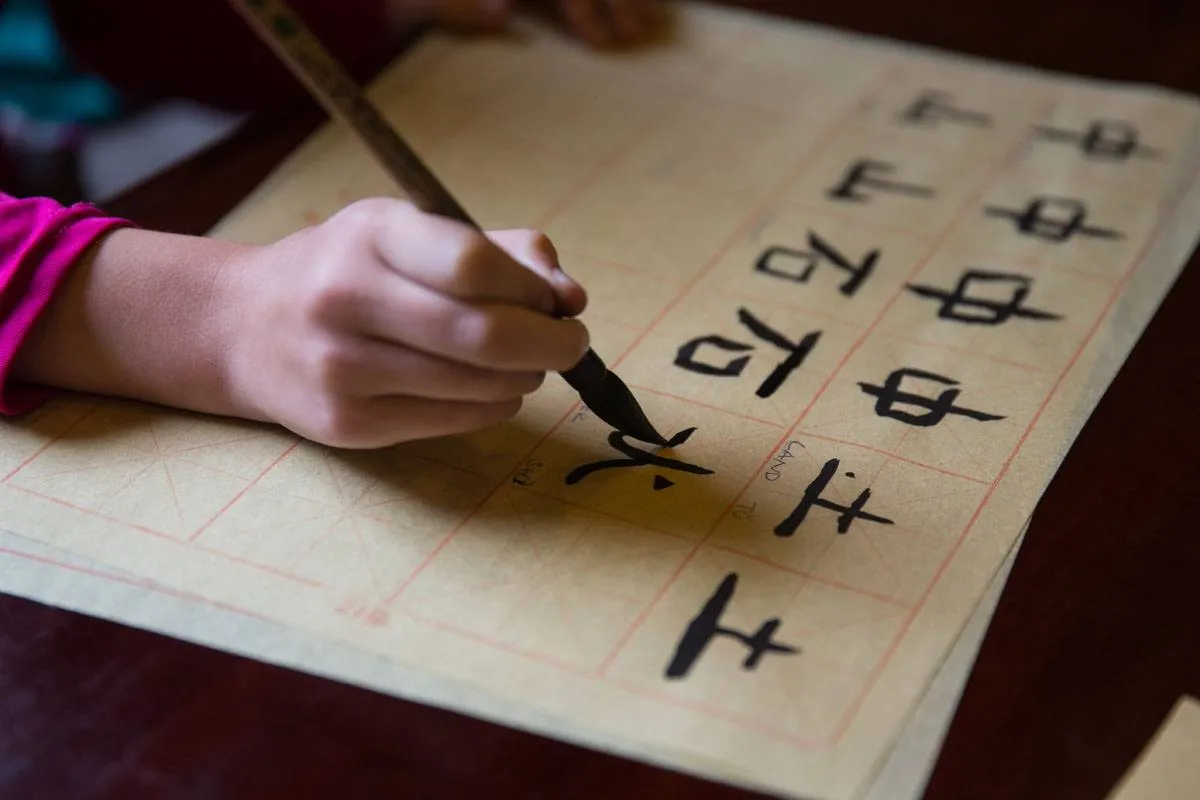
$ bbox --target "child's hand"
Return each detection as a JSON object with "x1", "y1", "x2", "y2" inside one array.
[
  {"x1": 10, "y1": 198, "x2": 588, "y2": 450},
  {"x1": 552, "y1": 0, "x2": 663, "y2": 48},
  {"x1": 224, "y1": 198, "x2": 590, "y2": 448}
]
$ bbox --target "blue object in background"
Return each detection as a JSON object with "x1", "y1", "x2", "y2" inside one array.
[{"x1": 0, "y1": 0, "x2": 121, "y2": 126}]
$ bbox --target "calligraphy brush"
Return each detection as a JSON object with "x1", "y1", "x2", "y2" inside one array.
[{"x1": 225, "y1": 0, "x2": 669, "y2": 447}]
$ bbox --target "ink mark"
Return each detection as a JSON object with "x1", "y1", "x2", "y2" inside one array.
[
  {"x1": 755, "y1": 231, "x2": 878, "y2": 297},
  {"x1": 984, "y1": 196, "x2": 1123, "y2": 242},
  {"x1": 827, "y1": 158, "x2": 936, "y2": 203},
  {"x1": 775, "y1": 458, "x2": 894, "y2": 536},
  {"x1": 906, "y1": 269, "x2": 1062, "y2": 325},
  {"x1": 1033, "y1": 119, "x2": 1162, "y2": 160},
  {"x1": 665, "y1": 572, "x2": 800, "y2": 680},
  {"x1": 858, "y1": 367, "x2": 1005, "y2": 427},
  {"x1": 565, "y1": 427, "x2": 714, "y2": 487},
  {"x1": 898, "y1": 90, "x2": 991, "y2": 128},
  {"x1": 675, "y1": 309, "x2": 822, "y2": 399}
]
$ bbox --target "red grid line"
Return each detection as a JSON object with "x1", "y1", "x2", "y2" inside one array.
[
  {"x1": 2, "y1": 401, "x2": 106, "y2": 484},
  {"x1": 875, "y1": 333, "x2": 1055, "y2": 375},
  {"x1": 824, "y1": 117, "x2": 1200, "y2": 748},
  {"x1": 9, "y1": 42, "x2": 1198, "y2": 756},
  {"x1": 382, "y1": 63, "x2": 902, "y2": 608},
  {"x1": 0, "y1": 546, "x2": 283, "y2": 625},
  {"x1": 6, "y1": 484, "x2": 202, "y2": 545},
  {"x1": 380, "y1": 401, "x2": 585, "y2": 605},
  {"x1": 2, "y1": 483, "x2": 327, "y2": 590},
  {"x1": 397, "y1": 602, "x2": 828, "y2": 746},
  {"x1": 961, "y1": 251, "x2": 1125, "y2": 286},
  {"x1": 704, "y1": 543, "x2": 913, "y2": 609},
  {"x1": 625, "y1": 384, "x2": 788, "y2": 428},
  {"x1": 794, "y1": 432, "x2": 990, "y2": 484},
  {"x1": 493, "y1": 485, "x2": 698, "y2": 545},
  {"x1": 593, "y1": 96, "x2": 1058, "y2": 704},
  {"x1": 186, "y1": 442, "x2": 299, "y2": 544},
  {"x1": 0, "y1": 542, "x2": 811, "y2": 748}
]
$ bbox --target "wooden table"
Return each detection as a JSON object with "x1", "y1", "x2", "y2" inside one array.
[{"x1": 3, "y1": 1, "x2": 1200, "y2": 798}]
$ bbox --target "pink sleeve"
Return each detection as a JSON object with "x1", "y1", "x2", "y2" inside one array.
[{"x1": 0, "y1": 192, "x2": 134, "y2": 414}]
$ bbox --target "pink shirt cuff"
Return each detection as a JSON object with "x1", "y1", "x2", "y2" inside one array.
[{"x1": 0, "y1": 194, "x2": 134, "y2": 414}]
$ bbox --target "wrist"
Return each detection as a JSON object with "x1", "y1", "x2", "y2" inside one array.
[{"x1": 11, "y1": 227, "x2": 260, "y2": 422}]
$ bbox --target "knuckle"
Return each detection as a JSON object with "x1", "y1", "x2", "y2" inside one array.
[
  {"x1": 307, "y1": 335, "x2": 358, "y2": 388},
  {"x1": 524, "y1": 230, "x2": 558, "y2": 264},
  {"x1": 307, "y1": 397, "x2": 367, "y2": 448},
  {"x1": 446, "y1": 232, "x2": 493, "y2": 290},
  {"x1": 452, "y1": 308, "x2": 506, "y2": 359},
  {"x1": 331, "y1": 196, "x2": 395, "y2": 231},
  {"x1": 303, "y1": 267, "x2": 359, "y2": 326}
]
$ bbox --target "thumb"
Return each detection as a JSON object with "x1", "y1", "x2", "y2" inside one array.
[{"x1": 486, "y1": 229, "x2": 588, "y2": 318}]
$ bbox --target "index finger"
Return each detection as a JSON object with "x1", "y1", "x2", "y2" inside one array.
[{"x1": 369, "y1": 202, "x2": 560, "y2": 315}]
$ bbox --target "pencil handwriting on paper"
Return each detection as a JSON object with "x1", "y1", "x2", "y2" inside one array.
[
  {"x1": 512, "y1": 458, "x2": 544, "y2": 486},
  {"x1": 564, "y1": 427, "x2": 714, "y2": 487},
  {"x1": 765, "y1": 440, "x2": 806, "y2": 482},
  {"x1": 754, "y1": 232, "x2": 879, "y2": 297},
  {"x1": 674, "y1": 309, "x2": 822, "y2": 399},
  {"x1": 826, "y1": 158, "x2": 936, "y2": 203},
  {"x1": 858, "y1": 367, "x2": 1006, "y2": 427},
  {"x1": 905, "y1": 269, "x2": 1063, "y2": 325},
  {"x1": 984, "y1": 196, "x2": 1124, "y2": 242},
  {"x1": 896, "y1": 89, "x2": 992, "y2": 128},
  {"x1": 665, "y1": 572, "x2": 800, "y2": 680},
  {"x1": 1033, "y1": 119, "x2": 1162, "y2": 160},
  {"x1": 774, "y1": 457, "x2": 895, "y2": 537}
]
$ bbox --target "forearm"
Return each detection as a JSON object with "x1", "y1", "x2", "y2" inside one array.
[{"x1": 10, "y1": 226, "x2": 256, "y2": 420}]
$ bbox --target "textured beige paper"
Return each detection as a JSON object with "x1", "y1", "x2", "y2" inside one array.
[
  {"x1": 0, "y1": 526, "x2": 1020, "y2": 800},
  {"x1": 1108, "y1": 696, "x2": 1200, "y2": 800},
  {"x1": 4, "y1": 3, "x2": 1200, "y2": 798}
]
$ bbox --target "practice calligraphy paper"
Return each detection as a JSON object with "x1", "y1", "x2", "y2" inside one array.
[
  {"x1": 4, "y1": 3, "x2": 1200, "y2": 798},
  {"x1": 1107, "y1": 696, "x2": 1200, "y2": 800}
]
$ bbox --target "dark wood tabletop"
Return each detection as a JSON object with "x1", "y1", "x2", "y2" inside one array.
[{"x1": 3, "y1": 1, "x2": 1200, "y2": 798}]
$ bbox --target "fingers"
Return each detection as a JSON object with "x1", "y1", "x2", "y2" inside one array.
[
  {"x1": 350, "y1": 200, "x2": 560, "y2": 315},
  {"x1": 301, "y1": 393, "x2": 524, "y2": 450},
  {"x1": 559, "y1": 0, "x2": 609, "y2": 46},
  {"x1": 558, "y1": 0, "x2": 660, "y2": 47},
  {"x1": 318, "y1": 336, "x2": 546, "y2": 401},
  {"x1": 603, "y1": 0, "x2": 652, "y2": 41},
  {"x1": 351, "y1": 275, "x2": 590, "y2": 373},
  {"x1": 486, "y1": 229, "x2": 588, "y2": 317},
  {"x1": 369, "y1": 394, "x2": 523, "y2": 443}
]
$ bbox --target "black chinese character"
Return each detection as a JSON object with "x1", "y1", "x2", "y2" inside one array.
[
  {"x1": 1033, "y1": 119, "x2": 1161, "y2": 161},
  {"x1": 665, "y1": 572, "x2": 800, "y2": 680},
  {"x1": 898, "y1": 89, "x2": 991, "y2": 128},
  {"x1": 906, "y1": 269, "x2": 1062, "y2": 325},
  {"x1": 675, "y1": 309, "x2": 822, "y2": 398},
  {"x1": 755, "y1": 231, "x2": 879, "y2": 297},
  {"x1": 565, "y1": 427, "x2": 714, "y2": 487},
  {"x1": 774, "y1": 457, "x2": 895, "y2": 537},
  {"x1": 984, "y1": 196, "x2": 1122, "y2": 242},
  {"x1": 858, "y1": 368, "x2": 1005, "y2": 427},
  {"x1": 827, "y1": 158, "x2": 936, "y2": 203}
]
